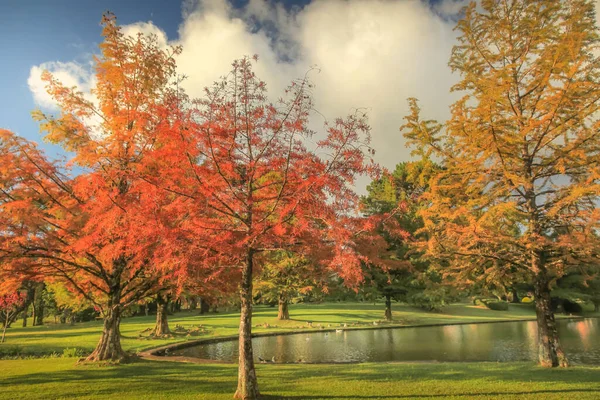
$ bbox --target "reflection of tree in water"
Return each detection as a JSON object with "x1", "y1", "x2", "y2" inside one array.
[
  {"x1": 569, "y1": 320, "x2": 592, "y2": 351},
  {"x1": 174, "y1": 319, "x2": 600, "y2": 364}
]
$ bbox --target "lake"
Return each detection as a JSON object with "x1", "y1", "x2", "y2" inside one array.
[{"x1": 171, "y1": 318, "x2": 600, "y2": 364}]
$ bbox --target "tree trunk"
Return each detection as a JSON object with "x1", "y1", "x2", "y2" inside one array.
[
  {"x1": 1, "y1": 312, "x2": 8, "y2": 343},
  {"x1": 85, "y1": 291, "x2": 126, "y2": 362},
  {"x1": 534, "y1": 275, "x2": 568, "y2": 367},
  {"x1": 33, "y1": 283, "x2": 45, "y2": 326},
  {"x1": 152, "y1": 294, "x2": 171, "y2": 336},
  {"x1": 511, "y1": 288, "x2": 520, "y2": 303},
  {"x1": 5, "y1": 315, "x2": 14, "y2": 329},
  {"x1": 22, "y1": 307, "x2": 28, "y2": 327},
  {"x1": 189, "y1": 297, "x2": 198, "y2": 310},
  {"x1": 384, "y1": 294, "x2": 392, "y2": 321},
  {"x1": 277, "y1": 297, "x2": 289, "y2": 320},
  {"x1": 234, "y1": 250, "x2": 259, "y2": 400},
  {"x1": 594, "y1": 302, "x2": 599, "y2": 312},
  {"x1": 200, "y1": 298, "x2": 210, "y2": 315}
]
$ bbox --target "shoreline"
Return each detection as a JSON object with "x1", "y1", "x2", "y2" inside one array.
[{"x1": 139, "y1": 315, "x2": 590, "y2": 365}]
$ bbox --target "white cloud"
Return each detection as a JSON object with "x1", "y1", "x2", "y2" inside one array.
[
  {"x1": 27, "y1": 0, "x2": 600, "y2": 178},
  {"x1": 27, "y1": 61, "x2": 95, "y2": 110},
  {"x1": 121, "y1": 21, "x2": 170, "y2": 49},
  {"x1": 25, "y1": 1, "x2": 462, "y2": 172},
  {"x1": 168, "y1": 0, "x2": 460, "y2": 174}
]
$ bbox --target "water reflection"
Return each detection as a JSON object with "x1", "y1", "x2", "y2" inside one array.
[{"x1": 173, "y1": 318, "x2": 600, "y2": 365}]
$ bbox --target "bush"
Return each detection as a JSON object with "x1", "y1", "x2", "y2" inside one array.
[
  {"x1": 485, "y1": 301, "x2": 509, "y2": 311},
  {"x1": 409, "y1": 292, "x2": 446, "y2": 311},
  {"x1": 62, "y1": 348, "x2": 84, "y2": 358},
  {"x1": 0, "y1": 345, "x2": 24, "y2": 359},
  {"x1": 472, "y1": 297, "x2": 487, "y2": 306}
]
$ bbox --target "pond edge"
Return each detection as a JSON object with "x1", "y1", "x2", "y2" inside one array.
[{"x1": 138, "y1": 315, "x2": 588, "y2": 365}]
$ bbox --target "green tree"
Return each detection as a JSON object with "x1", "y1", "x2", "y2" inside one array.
[
  {"x1": 254, "y1": 252, "x2": 321, "y2": 320},
  {"x1": 361, "y1": 161, "x2": 451, "y2": 315},
  {"x1": 45, "y1": 282, "x2": 94, "y2": 324}
]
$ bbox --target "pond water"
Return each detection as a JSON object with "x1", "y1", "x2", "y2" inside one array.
[{"x1": 172, "y1": 318, "x2": 600, "y2": 365}]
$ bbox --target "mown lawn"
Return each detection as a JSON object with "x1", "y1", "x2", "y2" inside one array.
[
  {"x1": 1, "y1": 358, "x2": 599, "y2": 400},
  {"x1": 1, "y1": 302, "x2": 598, "y2": 399},
  {"x1": 0, "y1": 302, "x2": 550, "y2": 357}
]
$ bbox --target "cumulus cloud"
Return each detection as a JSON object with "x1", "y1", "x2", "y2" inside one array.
[
  {"x1": 28, "y1": 61, "x2": 95, "y2": 110},
  {"x1": 28, "y1": 0, "x2": 461, "y2": 171},
  {"x1": 121, "y1": 21, "x2": 170, "y2": 49},
  {"x1": 169, "y1": 0, "x2": 461, "y2": 173},
  {"x1": 28, "y1": 0, "x2": 600, "y2": 176}
]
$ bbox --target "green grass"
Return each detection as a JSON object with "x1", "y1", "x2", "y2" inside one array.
[
  {"x1": 1, "y1": 302, "x2": 550, "y2": 357},
  {"x1": 1, "y1": 358, "x2": 599, "y2": 399},
  {"x1": 1, "y1": 302, "x2": 598, "y2": 399}
]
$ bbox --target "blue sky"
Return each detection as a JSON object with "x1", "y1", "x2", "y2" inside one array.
[
  {"x1": 1, "y1": 0, "x2": 467, "y2": 167},
  {"x1": 1, "y1": 0, "x2": 183, "y2": 156}
]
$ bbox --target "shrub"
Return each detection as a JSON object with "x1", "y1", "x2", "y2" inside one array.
[
  {"x1": 485, "y1": 301, "x2": 509, "y2": 311},
  {"x1": 409, "y1": 292, "x2": 447, "y2": 311},
  {"x1": 0, "y1": 345, "x2": 23, "y2": 359},
  {"x1": 472, "y1": 297, "x2": 487, "y2": 306},
  {"x1": 62, "y1": 348, "x2": 84, "y2": 358}
]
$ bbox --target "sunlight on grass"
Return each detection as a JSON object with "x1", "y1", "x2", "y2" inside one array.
[
  {"x1": 0, "y1": 302, "x2": 549, "y2": 357},
  {"x1": 0, "y1": 359, "x2": 598, "y2": 400}
]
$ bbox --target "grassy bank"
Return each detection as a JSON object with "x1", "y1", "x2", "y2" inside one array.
[
  {"x1": 1, "y1": 358, "x2": 599, "y2": 400},
  {"x1": 0, "y1": 302, "x2": 551, "y2": 357},
  {"x1": 1, "y1": 302, "x2": 598, "y2": 399}
]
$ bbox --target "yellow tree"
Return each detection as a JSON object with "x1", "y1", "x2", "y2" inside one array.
[{"x1": 403, "y1": 0, "x2": 600, "y2": 367}]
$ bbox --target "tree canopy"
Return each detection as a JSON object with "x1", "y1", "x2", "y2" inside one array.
[{"x1": 402, "y1": 0, "x2": 600, "y2": 367}]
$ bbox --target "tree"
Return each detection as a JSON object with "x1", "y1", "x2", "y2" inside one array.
[
  {"x1": 151, "y1": 292, "x2": 172, "y2": 336},
  {"x1": 0, "y1": 14, "x2": 180, "y2": 362},
  {"x1": 402, "y1": 0, "x2": 600, "y2": 367},
  {"x1": 254, "y1": 251, "x2": 322, "y2": 320},
  {"x1": 45, "y1": 281, "x2": 95, "y2": 324},
  {"x1": 361, "y1": 161, "x2": 450, "y2": 315},
  {"x1": 551, "y1": 268, "x2": 600, "y2": 312},
  {"x1": 150, "y1": 57, "x2": 396, "y2": 399},
  {"x1": 0, "y1": 292, "x2": 26, "y2": 343}
]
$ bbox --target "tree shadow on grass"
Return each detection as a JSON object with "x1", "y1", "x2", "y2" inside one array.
[
  {"x1": 260, "y1": 362, "x2": 600, "y2": 385},
  {"x1": 2, "y1": 359, "x2": 599, "y2": 399},
  {"x1": 0, "y1": 360, "x2": 239, "y2": 398},
  {"x1": 259, "y1": 389, "x2": 600, "y2": 399}
]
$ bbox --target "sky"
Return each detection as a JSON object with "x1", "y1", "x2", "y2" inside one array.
[{"x1": 3, "y1": 0, "x2": 600, "y2": 181}]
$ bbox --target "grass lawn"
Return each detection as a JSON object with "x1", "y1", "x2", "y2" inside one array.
[
  {"x1": 1, "y1": 358, "x2": 599, "y2": 400},
  {"x1": 1, "y1": 302, "x2": 598, "y2": 399},
  {"x1": 0, "y1": 302, "x2": 559, "y2": 357}
]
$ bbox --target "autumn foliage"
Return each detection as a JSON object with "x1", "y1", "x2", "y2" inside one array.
[
  {"x1": 0, "y1": 291, "x2": 26, "y2": 343},
  {"x1": 402, "y1": 0, "x2": 600, "y2": 368},
  {"x1": 0, "y1": 14, "x2": 182, "y2": 362},
  {"x1": 139, "y1": 55, "x2": 402, "y2": 398},
  {"x1": 0, "y1": 15, "x2": 402, "y2": 398}
]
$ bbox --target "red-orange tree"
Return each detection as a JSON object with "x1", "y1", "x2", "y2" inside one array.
[
  {"x1": 0, "y1": 292, "x2": 26, "y2": 343},
  {"x1": 0, "y1": 15, "x2": 181, "y2": 361},
  {"x1": 150, "y1": 57, "x2": 399, "y2": 399}
]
